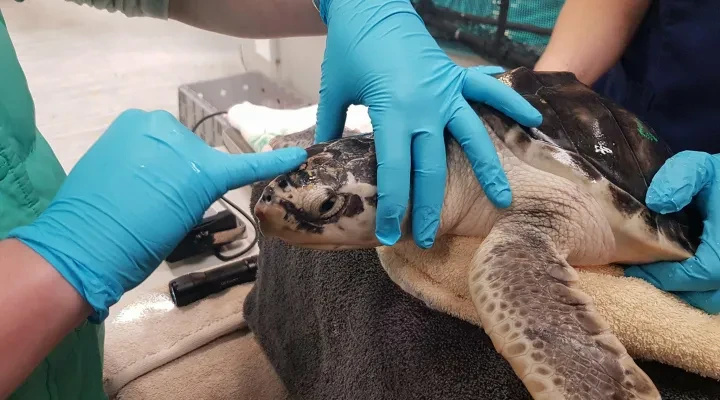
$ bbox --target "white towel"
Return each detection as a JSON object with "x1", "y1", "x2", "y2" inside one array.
[{"x1": 103, "y1": 282, "x2": 287, "y2": 399}]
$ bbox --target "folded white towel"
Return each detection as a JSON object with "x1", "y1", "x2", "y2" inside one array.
[
  {"x1": 227, "y1": 101, "x2": 373, "y2": 152},
  {"x1": 103, "y1": 282, "x2": 287, "y2": 399}
]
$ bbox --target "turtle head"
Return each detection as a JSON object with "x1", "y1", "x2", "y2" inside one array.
[{"x1": 253, "y1": 134, "x2": 382, "y2": 250}]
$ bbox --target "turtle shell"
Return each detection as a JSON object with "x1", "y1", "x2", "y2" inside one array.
[{"x1": 474, "y1": 67, "x2": 702, "y2": 254}]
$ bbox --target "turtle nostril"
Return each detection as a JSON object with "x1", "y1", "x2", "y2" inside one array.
[{"x1": 261, "y1": 187, "x2": 275, "y2": 203}]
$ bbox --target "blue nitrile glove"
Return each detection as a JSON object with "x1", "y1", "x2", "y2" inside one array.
[
  {"x1": 313, "y1": 0, "x2": 542, "y2": 249},
  {"x1": 9, "y1": 109, "x2": 307, "y2": 322},
  {"x1": 625, "y1": 151, "x2": 720, "y2": 314}
]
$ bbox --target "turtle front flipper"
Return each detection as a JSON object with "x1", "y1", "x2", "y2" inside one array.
[{"x1": 469, "y1": 222, "x2": 660, "y2": 400}]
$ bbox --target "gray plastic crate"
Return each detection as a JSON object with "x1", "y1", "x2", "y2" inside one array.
[{"x1": 178, "y1": 72, "x2": 312, "y2": 153}]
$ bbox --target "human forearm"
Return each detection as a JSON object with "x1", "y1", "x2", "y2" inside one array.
[
  {"x1": 168, "y1": 0, "x2": 326, "y2": 38},
  {"x1": 0, "y1": 239, "x2": 91, "y2": 399},
  {"x1": 66, "y1": 0, "x2": 325, "y2": 38},
  {"x1": 534, "y1": 0, "x2": 651, "y2": 86},
  {"x1": 0, "y1": 108, "x2": 307, "y2": 397}
]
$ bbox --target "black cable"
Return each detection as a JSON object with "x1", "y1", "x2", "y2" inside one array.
[
  {"x1": 214, "y1": 195, "x2": 259, "y2": 261},
  {"x1": 191, "y1": 111, "x2": 229, "y2": 133},
  {"x1": 190, "y1": 110, "x2": 260, "y2": 262}
]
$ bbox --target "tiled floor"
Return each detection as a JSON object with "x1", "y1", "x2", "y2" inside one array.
[
  {"x1": 3, "y1": 0, "x2": 248, "y2": 171},
  {"x1": 3, "y1": 0, "x2": 259, "y2": 309}
]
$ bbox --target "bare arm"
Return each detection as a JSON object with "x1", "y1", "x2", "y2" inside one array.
[
  {"x1": 0, "y1": 239, "x2": 91, "y2": 399},
  {"x1": 168, "y1": 0, "x2": 326, "y2": 38},
  {"x1": 534, "y1": 0, "x2": 651, "y2": 86}
]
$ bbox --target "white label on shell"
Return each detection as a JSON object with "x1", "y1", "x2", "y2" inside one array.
[{"x1": 594, "y1": 143, "x2": 613, "y2": 155}]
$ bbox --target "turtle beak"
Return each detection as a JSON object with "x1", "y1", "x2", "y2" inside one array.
[{"x1": 253, "y1": 200, "x2": 285, "y2": 237}]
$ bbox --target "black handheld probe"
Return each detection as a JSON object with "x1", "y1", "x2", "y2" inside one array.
[{"x1": 168, "y1": 255, "x2": 258, "y2": 307}]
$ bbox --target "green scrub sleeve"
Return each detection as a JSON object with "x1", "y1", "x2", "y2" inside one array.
[{"x1": 64, "y1": 0, "x2": 170, "y2": 19}]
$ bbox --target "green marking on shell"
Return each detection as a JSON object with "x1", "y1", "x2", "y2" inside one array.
[{"x1": 636, "y1": 119, "x2": 657, "y2": 142}]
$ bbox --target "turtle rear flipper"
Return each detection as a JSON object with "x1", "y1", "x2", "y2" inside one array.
[{"x1": 470, "y1": 223, "x2": 660, "y2": 400}]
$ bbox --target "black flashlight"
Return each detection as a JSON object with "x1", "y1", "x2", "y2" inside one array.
[{"x1": 168, "y1": 255, "x2": 258, "y2": 307}]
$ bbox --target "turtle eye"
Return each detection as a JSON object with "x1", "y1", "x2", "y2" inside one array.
[
  {"x1": 317, "y1": 194, "x2": 344, "y2": 219},
  {"x1": 320, "y1": 198, "x2": 335, "y2": 213}
]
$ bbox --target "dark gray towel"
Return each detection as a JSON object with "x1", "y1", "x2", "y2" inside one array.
[{"x1": 243, "y1": 181, "x2": 720, "y2": 400}]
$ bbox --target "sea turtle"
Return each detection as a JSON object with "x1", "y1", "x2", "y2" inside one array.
[{"x1": 251, "y1": 67, "x2": 701, "y2": 400}]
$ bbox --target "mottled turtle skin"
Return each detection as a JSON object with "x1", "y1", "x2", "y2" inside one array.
[{"x1": 254, "y1": 67, "x2": 703, "y2": 400}]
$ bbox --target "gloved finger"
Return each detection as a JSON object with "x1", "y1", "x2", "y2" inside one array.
[
  {"x1": 447, "y1": 99, "x2": 512, "y2": 208},
  {"x1": 624, "y1": 243, "x2": 720, "y2": 292},
  {"x1": 314, "y1": 75, "x2": 350, "y2": 144},
  {"x1": 217, "y1": 147, "x2": 308, "y2": 191},
  {"x1": 470, "y1": 65, "x2": 506, "y2": 75},
  {"x1": 462, "y1": 67, "x2": 542, "y2": 128},
  {"x1": 410, "y1": 129, "x2": 447, "y2": 248},
  {"x1": 370, "y1": 109, "x2": 412, "y2": 246},
  {"x1": 645, "y1": 151, "x2": 717, "y2": 214},
  {"x1": 677, "y1": 289, "x2": 720, "y2": 314}
]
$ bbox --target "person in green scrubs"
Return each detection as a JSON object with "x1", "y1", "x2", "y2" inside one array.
[{"x1": 0, "y1": 0, "x2": 543, "y2": 397}]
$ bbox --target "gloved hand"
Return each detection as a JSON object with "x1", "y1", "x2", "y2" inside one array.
[
  {"x1": 625, "y1": 150, "x2": 720, "y2": 314},
  {"x1": 9, "y1": 109, "x2": 307, "y2": 322},
  {"x1": 313, "y1": 0, "x2": 542, "y2": 248}
]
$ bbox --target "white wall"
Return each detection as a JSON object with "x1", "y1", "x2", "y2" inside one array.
[{"x1": 275, "y1": 36, "x2": 327, "y2": 102}]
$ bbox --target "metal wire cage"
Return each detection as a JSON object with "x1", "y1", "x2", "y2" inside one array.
[{"x1": 412, "y1": 0, "x2": 564, "y2": 68}]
